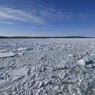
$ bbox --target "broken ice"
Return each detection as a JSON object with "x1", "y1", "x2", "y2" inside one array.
[{"x1": 0, "y1": 38, "x2": 95, "y2": 95}]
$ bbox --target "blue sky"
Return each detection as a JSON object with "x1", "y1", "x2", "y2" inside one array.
[{"x1": 0, "y1": 0, "x2": 95, "y2": 36}]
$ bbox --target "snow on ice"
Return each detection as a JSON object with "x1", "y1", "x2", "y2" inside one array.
[{"x1": 0, "y1": 38, "x2": 95, "y2": 95}]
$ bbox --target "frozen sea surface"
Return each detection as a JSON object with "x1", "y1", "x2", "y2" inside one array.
[{"x1": 0, "y1": 38, "x2": 95, "y2": 95}]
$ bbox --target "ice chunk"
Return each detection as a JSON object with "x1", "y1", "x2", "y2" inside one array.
[
  {"x1": 78, "y1": 59, "x2": 85, "y2": 66},
  {"x1": 0, "y1": 50, "x2": 9, "y2": 53},
  {"x1": 0, "y1": 51, "x2": 15, "y2": 58},
  {"x1": 11, "y1": 66, "x2": 29, "y2": 81},
  {"x1": 0, "y1": 80, "x2": 11, "y2": 90},
  {"x1": 17, "y1": 47, "x2": 26, "y2": 51},
  {"x1": 0, "y1": 79, "x2": 5, "y2": 84},
  {"x1": 78, "y1": 58, "x2": 94, "y2": 67},
  {"x1": 68, "y1": 54, "x2": 73, "y2": 57}
]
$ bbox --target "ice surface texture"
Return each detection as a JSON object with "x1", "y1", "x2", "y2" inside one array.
[{"x1": 0, "y1": 38, "x2": 95, "y2": 95}]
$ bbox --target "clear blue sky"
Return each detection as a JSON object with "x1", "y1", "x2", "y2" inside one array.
[{"x1": 0, "y1": 0, "x2": 95, "y2": 36}]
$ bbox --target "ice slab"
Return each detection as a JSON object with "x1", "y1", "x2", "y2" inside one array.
[
  {"x1": 78, "y1": 59, "x2": 85, "y2": 66},
  {"x1": 11, "y1": 66, "x2": 29, "y2": 81},
  {"x1": 0, "y1": 67, "x2": 29, "y2": 84},
  {"x1": 0, "y1": 50, "x2": 9, "y2": 53},
  {"x1": 17, "y1": 47, "x2": 26, "y2": 51},
  {"x1": 78, "y1": 58, "x2": 94, "y2": 67},
  {"x1": 0, "y1": 52, "x2": 15, "y2": 58}
]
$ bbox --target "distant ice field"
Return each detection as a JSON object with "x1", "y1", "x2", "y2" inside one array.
[{"x1": 0, "y1": 38, "x2": 95, "y2": 95}]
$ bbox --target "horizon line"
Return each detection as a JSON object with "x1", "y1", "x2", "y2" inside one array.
[{"x1": 0, "y1": 35, "x2": 95, "y2": 39}]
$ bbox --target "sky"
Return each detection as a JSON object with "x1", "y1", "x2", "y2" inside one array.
[{"x1": 0, "y1": 0, "x2": 95, "y2": 37}]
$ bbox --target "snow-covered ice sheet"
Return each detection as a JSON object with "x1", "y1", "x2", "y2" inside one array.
[{"x1": 0, "y1": 38, "x2": 95, "y2": 95}]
